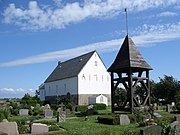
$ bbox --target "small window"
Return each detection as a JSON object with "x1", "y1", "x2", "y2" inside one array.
[
  {"x1": 82, "y1": 74, "x2": 86, "y2": 80},
  {"x1": 95, "y1": 61, "x2": 98, "y2": 66},
  {"x1": 94, "y1": 74, "x2": 98, "y2": 81}
]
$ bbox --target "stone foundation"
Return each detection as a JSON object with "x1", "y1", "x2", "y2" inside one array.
[
  {"x1": 45, "y1": 94, "x2": 78, "y2": 105},
  {"x1": 45, "y1": 94, "x2": 111, "y2": 105}
]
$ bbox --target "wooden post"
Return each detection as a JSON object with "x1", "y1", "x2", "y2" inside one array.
[
  {"x1": 111, "y1": 72, "x2": 115, "y2": 113},
  {"x1": 128, "y1": 69, "x2": 133, "y2": 113}
]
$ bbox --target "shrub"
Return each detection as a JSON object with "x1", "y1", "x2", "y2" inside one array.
[
  {"x1": 0, "y1": 108, "x2": 11, "y2": 122},
  {"x1": 128, "y1": 114, "x2": 136, "y2": 123},
  {"x1": 76, "y1": 105, "x2": 87, "y2": 112},
  {"x1": 92, "y1": 103, "x2": 106, "y2": 110},
  {"x1": 32, "y1": 108, "x2": 43, "y2": 116},
  {"x1": 18, "y1": 125, "x2": 30, "y2": 134},
  {"x1": 97, "y1": 115, "x2": 119, "y2": 125},
  {"x1": 49, "y1": 124, "x2": 60, "y2": 131}
]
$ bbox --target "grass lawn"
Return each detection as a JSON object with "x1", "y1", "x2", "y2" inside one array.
[
  {"x1": 39, "y1": 115, "x2": 139, "y2": 135},
  {"x1": 7, "y1": 106, "x2": 179, "y2": 135}
]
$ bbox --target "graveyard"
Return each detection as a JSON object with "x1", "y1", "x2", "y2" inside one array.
[{"x1": 0, "y1": 96, "x2": 180, "y2": 135}]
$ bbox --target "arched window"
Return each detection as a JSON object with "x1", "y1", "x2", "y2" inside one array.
[{"x1": 67, "y1": 92, "x2": 71, "y2": 100}]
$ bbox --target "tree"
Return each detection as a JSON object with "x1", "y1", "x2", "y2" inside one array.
[
  {"x1": 152, "y1": 75, "x2": 180, "y2": 103},
  {"x1": 115, "y1": 87, "x2": 127, "y2": 106},
  {"x1": 22, "y1": 93, "x2": 31, "y2": 100}
]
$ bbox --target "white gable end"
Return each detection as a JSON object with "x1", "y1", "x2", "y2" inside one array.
[{"x1": 78, "y1": 52, "x2": 111, "y2": 95}]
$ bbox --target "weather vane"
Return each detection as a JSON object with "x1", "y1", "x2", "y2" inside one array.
[{"x1": 125, "y1": 8, "x2": 128, "y2": 35}]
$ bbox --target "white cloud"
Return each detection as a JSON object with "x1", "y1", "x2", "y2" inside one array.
[
  {"x1": 0, "y1": 22, "x2": 179, "y2": 67},
  {"x1": 0, "y1": 88, "x2": 35, "y2": 98},
  {"x1": 157, "y1": 11, "x2": 177, "y2": 17},
  {"x1": 2, "y1": 0, "x2": 179, "y2": 31}
]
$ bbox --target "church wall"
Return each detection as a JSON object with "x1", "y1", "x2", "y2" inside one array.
[
  {"x1": 78, "y1": 52, "x2": 111, "y2": 95},
  {"x1": 44, "y1": 77, "x2": 78, "y2": 98}
]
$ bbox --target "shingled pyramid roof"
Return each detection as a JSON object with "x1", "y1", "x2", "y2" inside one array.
[
  {"x1": 45, "y1": 51, "x2": 95, "y2": 83},
  {"x1": 108, "y1": 35, "x2": 152, "y2": 72}
]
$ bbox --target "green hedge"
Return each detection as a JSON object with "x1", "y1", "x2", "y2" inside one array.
[
  {"x1": 97, "y1": 115, "x2": 119, "y2": 125},
  {"x1": 92, "y1": 103, "x2": 106, "y2": 110},
  {"x1": 49, "y1": 124, "x2": 60, "y2": 131},
  {"x1": 76, "y1": 105, "x2": 87, "y2": 112}
]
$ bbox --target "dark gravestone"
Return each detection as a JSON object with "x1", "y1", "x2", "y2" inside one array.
[
  {"x1": 140, "y1": 125, "x2": 162, "y2": 135},
  {"x1": 86, "y1": 108, "x2": 94, "y2": 115},
  {"x1": 166, "y1": 104, "x2": 171, "y2": 112},
  {"x1": 72, "y1": 106, "x2": 76, "y2": 112}
]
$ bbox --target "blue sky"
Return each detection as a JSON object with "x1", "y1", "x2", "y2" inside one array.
[{"x1": 0, "y1": 0, "x2": 180, "y2": 98}]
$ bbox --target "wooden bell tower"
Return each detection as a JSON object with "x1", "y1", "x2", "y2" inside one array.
[{"x1": 108, "y1": 35, "x2": 152, "y2": 113}]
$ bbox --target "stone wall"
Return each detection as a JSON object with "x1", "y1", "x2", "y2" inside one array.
[{"x1": 45, "y1": 94, "x2": 78, "y2": 104}]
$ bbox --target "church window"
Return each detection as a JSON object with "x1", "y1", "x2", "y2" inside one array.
[
  {"x1": 82, "y1": 74, "x2": 86, "y2": 80},
  {"x1": 102, "y1": 75, "x2": 103, "y2": 81},
  {"x1": 89, "y1": 74, "x2": 91, "y2": 80},
  {"x1": 95, "y1": 61, "x2": 98, "y2": 66}
]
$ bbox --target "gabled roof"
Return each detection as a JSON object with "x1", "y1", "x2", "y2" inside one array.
[
  {"x1": 108, "y1": 35, "x2": 152, "y2": 72},
  {"x1": 45, "y1": 51, "x2": 95, "y2": 83}
]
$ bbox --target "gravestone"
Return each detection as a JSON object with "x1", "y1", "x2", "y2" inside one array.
[
  {"x1": 119, "y1": 115, "x2": 130, "y2": 125},
  {"x1": 19, "y1": 109, "x2": 29, "y2": 116},
  {"x1": 88, "y1": 105, "x2": 94, "y2": 109},
  {"x1": 44, "y1": 104, "x2": 51, "y2": 110},
  {"x1": 172, "y1": 102, "x2": 175, "y2": 106},
  {"x1": 31, "y1": 123, "x2": 49, "y2": 134},
  {"x1": 153, "y1": 103, "x2": 157, "y2": 110},
  {"x1": 86, "y1": 108, "x2": 94, "y2": 115},
  {"x1": 58, "y1": 111, "x2": 66, "y2": 122},
  {"x1": 153, "y1": 112, "x2": 162, "y2": 118},
  {"x1": 170, "y1": 121, "x2": 178, "y2": 128},
  {"x1": 157, "y1": 105, "x2": 160, "y2": 111},
  {"x1": 0, "y1": 121, "x2": 19, "y2": 135},
  {"x1": 44, "y1": 109, "x2": 53, "y2": 118},
  {"x1": 36, "y1": 104, "x2": 41, "y2": 108},
  {"x1": 140, "y1": 125, "x2": 162, "y2": 135},
  {"x1": 72, "y1": 106, "x2": 76, "y2": 112},
  {"x1": 59, "y1": 103, "x2": 65, "y2": 110},
  {"x1": 65, "y1": 109, "x2": 71, "y2": 114},
  {"x1": 166, "y1": 104, "x2": 171, "y2": 112}
]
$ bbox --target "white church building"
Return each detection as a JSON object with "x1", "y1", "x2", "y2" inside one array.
[{"x1": 39, "y1": 51, "x2": 111, "y2": 105}]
